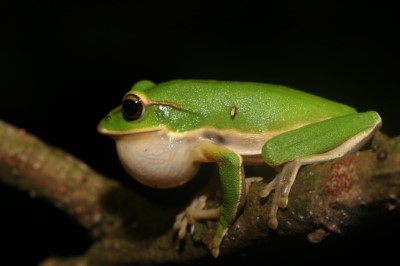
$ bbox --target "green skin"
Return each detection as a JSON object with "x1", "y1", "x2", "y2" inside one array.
[{"x1": 98, "y1": 80, "x2": 381, "y2": 257}]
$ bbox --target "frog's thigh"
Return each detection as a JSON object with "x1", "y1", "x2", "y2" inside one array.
[
  {"x1": 262, "y1": 111, "x2": 381, "y2": 167},
  {"x1": 261, "y1": 111, "x2": 381, "y2": 228}
]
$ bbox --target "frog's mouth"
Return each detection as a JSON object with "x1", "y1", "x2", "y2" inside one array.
[{"x1": 97, "y1": 121, "x2": 162, "y2": 136}]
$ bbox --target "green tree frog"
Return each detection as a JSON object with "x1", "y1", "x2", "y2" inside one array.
[{"x1": 97, "y1": 80, "x2": 381, "y2": 257}]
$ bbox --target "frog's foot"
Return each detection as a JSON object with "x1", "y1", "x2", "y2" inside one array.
[
  {"x1": 259, "y1": 161, "x2": 301, "y2": 229},
  {"x1": 173, "y1": 195, "x2": 207, "y2": 240},
  {"x1": 173, "y1": 195, "x2": 221, "y2": 242}
]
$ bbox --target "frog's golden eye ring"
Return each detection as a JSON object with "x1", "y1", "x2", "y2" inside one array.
[{"x1": 122, "y1": 94, "x2": 145, "y2": 121}]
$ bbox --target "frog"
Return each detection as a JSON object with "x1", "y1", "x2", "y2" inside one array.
[{"x1": 97, "y1": 79, "x2": 381, "y2": 257}]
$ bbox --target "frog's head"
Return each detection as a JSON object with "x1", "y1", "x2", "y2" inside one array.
[
  {"x1": 98, "y1": 80, "x2": 162, "y2": 135},
  {"x1": 97, "y1": 80, "x2": 201, "y2": 189}
]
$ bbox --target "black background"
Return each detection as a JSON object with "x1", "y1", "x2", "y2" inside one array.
[{"x1": 1, "y1": 1, "x2": 399, "y2": 265}]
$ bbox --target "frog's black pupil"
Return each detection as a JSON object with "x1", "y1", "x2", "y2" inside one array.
[
  {"x1": 122, "y1": 96, "x2": 143, "y2": 121},
  {"x1": 123, "y1": 99, "x2": 138, "y2": 116}
]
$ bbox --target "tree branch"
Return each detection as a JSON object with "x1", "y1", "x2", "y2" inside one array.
[{"x1": 1, "y1": 120, "x2": 399, "y2": 266}]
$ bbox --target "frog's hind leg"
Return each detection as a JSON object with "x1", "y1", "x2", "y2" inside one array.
[{"x1": 260, "y1": 111, "x2": 382, "y2": 229}]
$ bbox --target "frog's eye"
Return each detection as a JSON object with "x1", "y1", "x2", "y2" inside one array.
[{"x1": 122, "y1": 94, "x2": 145, "y2": 121}]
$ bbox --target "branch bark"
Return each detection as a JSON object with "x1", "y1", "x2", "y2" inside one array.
[{"x1": 1, "y1": 120, "x2": 400, "y2": 266}]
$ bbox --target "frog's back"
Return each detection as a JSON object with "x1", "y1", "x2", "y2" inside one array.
[{"x1": 143, "y1": 80, "x2": 357, "y2": 133}]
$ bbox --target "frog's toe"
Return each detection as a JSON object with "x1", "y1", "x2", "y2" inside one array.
[
  {"x1": 173, "y1": 211, "x2": 189, "y2": 240},
  {"x1": 245, "y1": 176, "x2": 263, "y2": 194},
  {"x1": 267, "y1": 194, "x2": 280, "y2": 229},
  {"x1": 267, "y1": 216, "x2": 279, "y2": 230},
  {"x1": 278, "y1": 196, "x2": 289, "y2": 208},
  {"x1": 259, "y1": 176, "x2": 278, "y2": 198},
  {"x1": 209, "y1": 244, "x2": 220, "y2": 258}
]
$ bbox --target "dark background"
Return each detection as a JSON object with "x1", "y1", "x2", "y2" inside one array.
[{"x1": 1, "y1": 1, "x2": 399, "y2": 265}]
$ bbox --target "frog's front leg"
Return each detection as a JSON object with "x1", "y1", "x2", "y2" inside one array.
[
  {"x1": 173, "y1": 144, "x2": 245, "y2": 257},
  {"x1": 260, "y1": 111, "x2": 381, "y2": 229},
  {"x1": 174, "y1": 176, "x2": 261, "y2": 248}
]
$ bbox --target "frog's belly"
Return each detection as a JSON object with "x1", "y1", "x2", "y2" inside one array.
[
  {"x1": 169, "y1": 128, "x2": 282, "y2": 164},
  {"x1": 185, "y1": 128, "x2": 275, "y2": 165}
]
